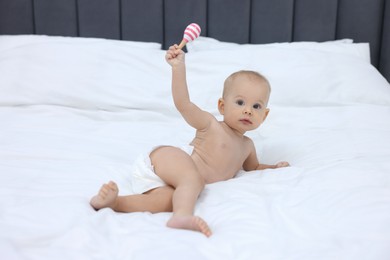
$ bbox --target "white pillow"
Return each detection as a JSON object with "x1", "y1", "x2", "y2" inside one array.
[
  {"x1": 0, "y1": 34, "x2": 162, "y2": 52},
  {"x1": 185, "y1": 47, "x2": 390, "y2": 109},
  {"x1": 187, "y1": 36, "x2": 354, "y2": 51},
  {"x1": 186, "y1": 36, "x2": 370, "y2": 64},
  {"x1": 0, "y1": 37, "x2": 172, "y2": 111}
]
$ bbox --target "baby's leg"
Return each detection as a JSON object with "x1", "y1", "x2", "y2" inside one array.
[
  {"x1": 115, "y1": 186, "x2": 174, "y2": 213},
  {"x1": 151, "y1": 146, "x2": 212, "y2": 237},
  {"x1": 90, "y1": 182, "x2": 174, "y2": 213}
]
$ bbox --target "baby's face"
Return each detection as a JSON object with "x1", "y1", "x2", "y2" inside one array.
[{"x1": 218, "y1": 76, "x2": 270, "y2": 134}]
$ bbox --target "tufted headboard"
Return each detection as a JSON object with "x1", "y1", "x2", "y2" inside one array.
[{"x1": 0, "y1": 0, "x2": 389, "y2": 82}]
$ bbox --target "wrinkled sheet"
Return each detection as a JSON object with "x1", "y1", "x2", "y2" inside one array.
[{"x1": 1, "y1": 104, "x2": 390, "y2": 260}]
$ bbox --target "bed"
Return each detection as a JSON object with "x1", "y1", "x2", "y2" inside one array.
[{"x1": 1, "y1": 0, "x2": 390, "y2": 259}]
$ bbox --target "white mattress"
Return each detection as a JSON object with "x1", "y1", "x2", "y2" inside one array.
[{"x1": 1, "y1": 35, "x2": 390, "y2": 260}]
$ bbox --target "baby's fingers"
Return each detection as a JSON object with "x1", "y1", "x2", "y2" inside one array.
[
  {"x1": 165, "y1": 52, "x2": 173, "y2": 60},
  {"x1": 166, "y1": 50, "x2": 177, "y2": 60},
  {"x1": 276, "y1": 161, "x2": 290, "y2": 168}
]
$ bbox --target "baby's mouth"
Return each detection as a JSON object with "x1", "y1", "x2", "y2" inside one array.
[{"x1": 239, "y1": 119, "x2": 252, "y2": 125}]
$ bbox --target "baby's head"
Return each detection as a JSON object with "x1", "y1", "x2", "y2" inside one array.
[
  {"x1": 222, "y1": 70, "x2": 271, "y2": 104},
  {"x1": 218, "y1": 70, "x2": 271, "y2": 134}
]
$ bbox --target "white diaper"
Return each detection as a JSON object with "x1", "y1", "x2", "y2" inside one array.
[{"x1": 129, "y1": 145, "x2": 194, "y2": 194}]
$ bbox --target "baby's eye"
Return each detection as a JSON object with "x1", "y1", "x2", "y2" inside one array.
[
  {"x1": 253, "y1": 103, "x2": 262, "y2": 110},
  {"x1": 236, "y1": 100, "x2": 245, "y2": 106}
]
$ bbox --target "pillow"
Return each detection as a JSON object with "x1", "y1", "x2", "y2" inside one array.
[
  {"x1": 184, "y1": 47, "x2": 390, "y2": 109},
  {"x1": 0, "y1": 34, "x2": 162, "y2": 52},
  {"x1": 0, "y1": 37, "x2": 172, "y2": 111},
  {"x1": 186, "y1": 36, "x2": 370, "y2": 64},
  {"x1": 186, "y1": 36, "x2": 354, "y2": 51}
]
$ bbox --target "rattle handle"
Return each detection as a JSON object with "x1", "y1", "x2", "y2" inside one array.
[{"x1": 178, "y1": 39, "x2": 187, "y2": 50}]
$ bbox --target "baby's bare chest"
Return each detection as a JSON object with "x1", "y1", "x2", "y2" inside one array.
[{"x1": 190, "y1": 128, "x2": 251, "y2": 182}]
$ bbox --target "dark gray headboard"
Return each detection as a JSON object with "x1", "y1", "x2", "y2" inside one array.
[{"x1": 0, "y1": 0, "x2": 389, "y2": 82}]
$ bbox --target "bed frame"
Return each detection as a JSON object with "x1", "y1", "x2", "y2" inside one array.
[{"x1": 0, "y1": 0, "x2": 389, "y2": 82}]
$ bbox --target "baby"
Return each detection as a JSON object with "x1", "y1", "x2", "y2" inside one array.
[{"x1": 90, "y1": 45, "x2": 290, "y2": 237}]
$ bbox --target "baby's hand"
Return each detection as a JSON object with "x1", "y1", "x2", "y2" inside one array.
[
  {"x1": 165, "y1": 45, "x2": 185, "y2": 67},
  {"x1": 275, "y1": 161, "x2": 290, "y2": 168}
]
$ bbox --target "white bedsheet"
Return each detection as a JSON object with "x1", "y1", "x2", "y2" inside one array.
[
  {"x1": 1, "y1": 104, "x2": 389, "y2": 260},
  {"x1": 1, "y1": 35, "x2": 390, "y2": 260}
]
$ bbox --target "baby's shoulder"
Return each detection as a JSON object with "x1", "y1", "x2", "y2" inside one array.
[{"x1": 242, "y1": 135, "x2": 255, "y2": 147}]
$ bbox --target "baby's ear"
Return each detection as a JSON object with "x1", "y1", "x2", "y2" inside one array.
[
  {"x1": 218, "y1": 98, "x2": 225, "y2": 115},
  {"x1": 263, "y1": 108, "x2": 270, "y2": 121}
]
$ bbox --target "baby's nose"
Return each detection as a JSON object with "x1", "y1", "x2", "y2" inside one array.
[{"x1": 243, "y1": 107, "x2": 252, "y2": 115}]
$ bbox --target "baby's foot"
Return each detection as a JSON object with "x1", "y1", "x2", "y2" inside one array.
[
  {"x1": 90, "y1": 181, "x2": 119, "y2": 210},
  {"x1": 167, "y1": 215, "x2": 212, "y2": 237}
]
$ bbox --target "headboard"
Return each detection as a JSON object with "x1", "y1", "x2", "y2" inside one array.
[{"x1": 0, "y1": 0, "x2": 389, "y2": 82}]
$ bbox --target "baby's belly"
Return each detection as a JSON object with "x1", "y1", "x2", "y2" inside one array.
[{"x1": 191, "y1": 154, "x2": 240, "y2": 184}]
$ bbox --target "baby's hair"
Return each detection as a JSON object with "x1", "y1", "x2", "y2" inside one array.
[{"x1": 222, "y1": 70, "x2": 271, "y2": 101}]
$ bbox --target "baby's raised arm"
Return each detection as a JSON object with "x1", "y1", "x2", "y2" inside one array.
[{"x1": 165, "y1": 45, "x2": 214, "y2": 130}]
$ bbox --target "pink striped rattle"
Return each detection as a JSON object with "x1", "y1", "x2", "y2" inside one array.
[{"x1": 178, "y1": 23, "x2": 201, "y2": 49}]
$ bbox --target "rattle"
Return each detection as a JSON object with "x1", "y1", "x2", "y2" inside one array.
[{"x1": 178, "y1": 23, "x2": 201, "y2": 49}]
